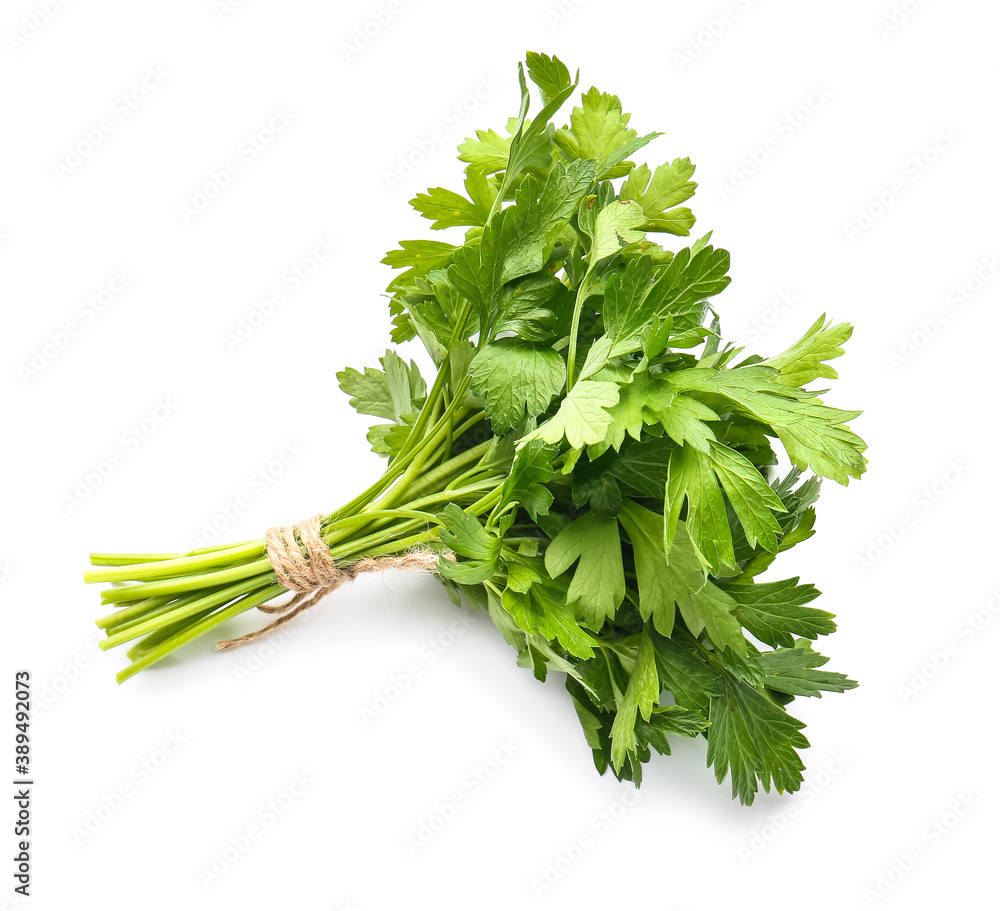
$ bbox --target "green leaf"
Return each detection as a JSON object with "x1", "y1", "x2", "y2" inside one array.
[
  {"x1": 590, "y1": 199, "x2": 647, "y2": 262},
  {"x1": 706, "y1": 441, "x2": 785, "y2": 551},
  {"x1": 438, "y1": 504, "x2": 500, "y2": 584},
  {"x1": 665, "y1": 524, "x2": 747, "y2": 656},
  {"x1": 760, "y1": 642, "x2": 858, "y2": 697},
  {"x1": 780, "y1": 507, "x2": 817, "y2": 551},
  {"x1": 598, "y1": 369, "x2": 659, "y2": 451},
  {"x1": 469, "y1": 339, "x2": 566, "y2": 434},
  {"x1": 495, "y1": 274, "x2": 562, "y2": 341},
  {"x1": 555, "y1": 87, "x2": 649, "y2": 179},
  {"x1": 601, "y1": 240, "x2": 729, "y2": 354},
  {"x1": 610, "y1": 630, "x2": 658, "y2": 770},
  {"x1": 645, "y1": 208, "x2": 696, "y2": 236},
  {"x1": 464, "y1": 168, "x2": 495, "y2": 213},
  {"x1": 503, "y1": 64, "x2": 579, "y2": 190},
  {"x1": 595, "y1": 132, "x2": 661, "y2": 181},
  {"x1": 707, "y1": 674, "x2": 809, "y2": 805},
  {"x1": 486, "y1": 588, "x2": 528, "y2": 652},
  {"x1": 762, "y1": 314, "x2": 854, "y2": 387},
  {"x1": 501, "y1": 583, "x2": 597, "y2": 660},
  {"x1": 575, "y1": 180, "x2": 614, "y2": 243},
  {"x1": 526, "y1": 51, "x2": 573, "y2": 105},
  {"x1": 367, "y1": 421, "x2": 411, "y2": 456},
  {"x1": 622, "y1": 160, "x2": 698, "y2": 236},
  {"x1": 337, "y1": 366, "x2": 396, "y2": 421},
  {"x1": 572, "y1": 465, "x2": 622, "y2": 517},
  {"x1": 500, "y1": 160, "x2": 597, "y2": 283},
  {"x1": 622, "y1": 158, "x2": 698, "y2": 215},
  {"x1": 602, "y1": 255, "x2": 654, "y2": 354},
  {"x1": 577, "y1": 337, "x2": 616, "y2": 387},
  {"x1": 501, "y1": 439, "x2": 556, "y2": 520},
  {"x1": 525, "y1": 380, "x2": 619, "y2": 450},
  {"x1": 723, "y1": 578, "x2": 835, "y2": 647},
  {"x1": 671, "y1": 365, "x2": 867, "y2": 485},
  {"x1": 652, "y1": 634, "x2": 722, "y2": 711},
  {"x1": 650, "y1": 705, "x2": 710, "y2": 737},
  {"x1": 390, "y1": 267, "x2": 473, "y2": 354},
  {"x1": 570, "y1": 691, "x2": 607, "y2": 768},
  {"x1": 458, "y1": 127, "x2": 514, "y2": 174},
  {"x1": 642, "y1": 240, "x2": 731, "y2": 330},
  {"x1": 715, "y1": 645, "x2": 766, "y2": 688},
  {"x1": 382, "y1": 350, "x2": 426, "y2": 420},
  {"x1": 680, "y1": 580, "x2": 748, "y2": 658},
  {"x1": 617, "y1": 499, "x2": 676, "y2": 636},
  {"x1": 650, "y1": 391, "x2": 719, "y2": 453},
  {"x1": 545, "y1": 510, "x2": 625, "y2": 629},
  {"x1": 381, "y1": 240, "x2": 458, "y2": 289},
  {"x1": 410, "y1": 185, "x2": 489, "y2": 230},
  {"x1": 449, "y1": 162, "x2": 594, "y2": 342},
  {"x1": 337, "y1": 352, "x2": 425, "y2": 421},
  {"x1": 666, "y1": 444, "x2": 734, "y2": 575},
  {"x1": 611, "y1": 437, "x2": 673, "y2": 498}
]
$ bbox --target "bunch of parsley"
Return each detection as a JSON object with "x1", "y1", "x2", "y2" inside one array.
[{"x1": 88, "y1": 53, "x2": 864, "y2": 805}]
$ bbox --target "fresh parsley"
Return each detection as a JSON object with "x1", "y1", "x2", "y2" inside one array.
[{"x1": 86, "y1": 52, "x2": 864, "y2": 805}]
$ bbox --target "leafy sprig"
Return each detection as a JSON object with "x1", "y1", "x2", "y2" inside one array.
[
  {"x1": 382, "y1": 52, "x2": 863, "y2": 802},
  {"x1": 88, "y1": 52, "x2": 864, "y2": 805}
]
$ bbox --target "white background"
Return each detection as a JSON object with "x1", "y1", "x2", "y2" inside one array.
[{"x1": 1, "y1": 1, "x2": 997, "y2": 908}]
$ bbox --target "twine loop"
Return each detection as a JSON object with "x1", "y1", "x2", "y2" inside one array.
[
  {"x1": 215, "y1": 514, "x2": 444, "y2": 650},
  {"x1": 265, "y1": 515, "x2": 342, "y2": 594}
]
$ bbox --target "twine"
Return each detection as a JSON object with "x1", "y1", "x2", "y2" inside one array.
[{"x1": 215, "y1": 514, "x2": 444, "y2": 650}]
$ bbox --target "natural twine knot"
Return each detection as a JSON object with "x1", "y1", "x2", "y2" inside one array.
[{"x1": 215, "y1": 514, "x2": 444, "y2": 650}]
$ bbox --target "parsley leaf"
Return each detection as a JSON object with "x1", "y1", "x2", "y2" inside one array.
[
  {"x1": 525, "y1": 51, "x2": 573, "y2": 106},
  {"x1": 763, "y1": 314, "x2": 854, "y2": 387},
  {"x1": 410, "y1": 179, "x2": 490, "y2": 230},
  {"x1": 617, "y1": 499, "x2": 677, "y2": 635},
  {"x1": 671, "y1": 365, "x2": 867, "y2": 484},
  {"x1": 381, "y1": 239, "x2": 458, "y2": 289},
  {"x1": 610, "y1": 629, "x2": 659, "y2": 770},
  {"x1": 707, "y1": 674, "x2": 809, "y2": 805},
  {"x1": 589, "y1": 199, "x2": 647, "y2": 262},
  {"x1": 622, "y1": 158, "x2": 698, "y2": 214},
  {"x1": 450, "y1": 161, "x2": 595, "y2": 341},
  {"x1": 760, "y1": 641, "x2": 859, "y2": 697},
  {"x1": 664, "y1": 523, "x2": 747, "y2": 656},
  {"x1": 469, "y1": 339, "x2": 566, "y2": 434},
  {"x1": 500, "y1": 440, "x2": 557, "y2": 520},
  {"x1": 524, "y1": 380, "x2": 620, "y2": 450},
  {"x1": 438, "y1": 505, "x2": 501, "y2": 584},
  {"x1": 724, "y1": 578, "x2": 835, "y2": 647},
  {"x1": 545, "y1": 510, "x2": 625, "y2": 629},
  {"x1": 336, "y1": 351, "x2": 425, "y2": 422},
  {"x1": 555, "y1": 87, "x2": 659, "y2": 179}
]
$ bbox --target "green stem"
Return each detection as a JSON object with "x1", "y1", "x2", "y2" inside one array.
[
  {"x1": 90, "y1": 553, "x2": 185, "y2": 566},
  {"x1": 117, "y1": 584, "x2": 284, "y2": 684},
  {"x1": 86, "y1": 540, "x2": 267, "y2": 585},
  {"x1": 393, "y1": 351, "x2": 451, "y2": 466},
  {"x1": 565, "y1": 268, "x2": 596, "y2": 390},
  {"x1": 99, "y1": 557, "x2": 273, "y2": 604},
  {"x1": 403, "y1": 437, "x2": 492, "y2": 503},
  {"x1": 101, "y1": 575, "x2": 271, "y2": 649}
]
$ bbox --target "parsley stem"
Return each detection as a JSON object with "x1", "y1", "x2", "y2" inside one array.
[
  {"x1": 402, "y1": 437, "x2": 492, "y2": 502},
  {"x1": 565, "y1": 267, "x2": 596, "y2": 390},
  {"x1": 84, "y1": 539, "x2": 268, "y2": 584},
  {"x1": 101, "y1": 575, "x2": 270, "y2": 649},
  {"x1": 116, "y1": 583, "x2": 285, "y2": 684}
]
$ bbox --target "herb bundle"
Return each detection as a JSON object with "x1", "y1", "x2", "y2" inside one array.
[{"x1": 86, "y1": 53, "x2": 865, "y2": 804}]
